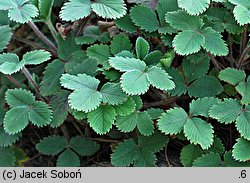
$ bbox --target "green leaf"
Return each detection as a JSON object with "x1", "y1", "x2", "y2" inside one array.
[
  {"x1": 110, "y1": 34, "x2": 132, "y2": 55},
  {"x1": 68, "y1": 57, "x2": 98, "y2": 76},
  {"x1": 236, "y1": 81, "x2": 250, "y2": 104},
  {"x1": 168, "y1": 68, "x2": 187, "y2": 96},
  {"x1": 60, "y1": 0, "x2": 91, "y2": 21},
  {"x1": 180, "y1": 144, "x2": 203, "y2": 167},
  {"x1": 223, "y1": 151, "x2": 250, "y2": 167},
  {"x1": 40, "y1": 59, "x2": 64, "y2": 96},
  {"x1": 91, "y1": 0, "x2": 127, "y2": 19},
  {"x1": 133, "y1": 147, "x2": 156, "y2": 167},
  {"x1": 76, "y1": 26, "x2": 110, "y2": 45},
  {"x1": 137, "y1": 112, "x2": 154, "y2": 136},
  {"x1": 111, "y1": 139, "x2": 137, "y2": 167},
  {"x1": 190, "y1": 97, "x2": 220, "y2": 117},
  {"x1": 57, "y1": 149, "x2": 80, "y2": 167},
  {"x1": 4, "y1": 108, "x2": 29, "y2": 134},
  {"x1": 201, "y1": 27, "x2": 228, "y2": 56},
  {"x1": 87, "y1": 44, "x2": 111, "y2": 64},
  {"x1": 114, "y1": 97, "x2": 136, "y2": 116},
  {"x1": 136, "y1": 37, "x2": 149, "y2": 60},
  {"x1": 144, "y1": 50, "x2": 162, "y2": 65},
  {"x1": 87, "y1": 105, "x2": 116, "y2": 134},
  {"x1": 147, "y1": 66, "x2": 175, "y2": 91},
  {"x1": 209, "y1": 99, "x2": 242, "y2": 124},
  {"x1": 157, "y1": 0, "x2": 179, "y2": 26},
  {"x1": 0, "y1": 128, "x2": 21, "y2": 147},
  {"x1": 177, "y1": 0, "x2": 210, "y2": 15},
  {"x1": 184, "y1": 117, "x2": 214, "y2": 149},
  {"x1": 192, "y1": 152, "x2": 222, "y2": 167},
  {"x1": 188, "y1": 76, "x2": 223, "y2": 98},
  {"x1": 38, "y1": 0, "x2": 54, "y2": 21},
  {"x1": 0, "y1": 25, "x2": 12, "y2": 52},
  {"x1": 115, "y1": 14, "x2": 137, "y2": 33},
  {"x1": 5, "y1": 88, "x2": 35, "y2": 108},
  {"x1": 233, "y1": 4, "x2": 250, "y2": 25},
  {"x1": 0, "y1": 147, "x2": 15, "y2": 167},
  {"x1": 70, "y1": 136, "x2": 100, "y2": 156},
  {"x1": 0, "y1": 53, "x2": 24, "y2": 75},
  {"x1": 236, "y1": 105, "x2": 250, "y2": 140},
  {"x1": 120, "y1": 70, "x2": 150, "y2": 95},
  {"x1": 232, "y1": 138, "x2": 250, "y2": 162},
  {"x1": 219, "y1": 68, "x2": 246, "y2": 85},
  {"x1": 182, "y1": 58, "x2": 209, "y2": 84},
  {"x1": 116, "y1": 112, "x2": 137, "y2": 132},
  {"x1": 22, "y1": 50, "x2": 51, "y2": 65},
  {"x1": 173, "y1": 30, "x2": 204, "y2": 55},
  {"x1": 36, "y1": 136, "x2": 67, "y2": 156},
  {"x1": 29, "y1": 101, "x2": 52, "y2": 127},
  {"x1": 50, "y1": 91, "x2": 69, "y2": 128},
  {"x1": 158, "y1": 107, "x2": 188, "y2": 135},
  {"x1": 2, "y1": 0, "x2": 39, "y2": 23},
  {"x1": 146, "y1": 108, "x2": 164, "y2": 120},
  {"x1": 166, "y1": 10, "x2": 204, "y2": 31},
  {"x1": 130, "y1": 5, "x2": 159, "y2": 32},
  {"x1": 205, "y1": 137, "x2": 225, "y2": 155},
  {"x1": 100, "y1": 83, "x2": 127, "y2": 105}
]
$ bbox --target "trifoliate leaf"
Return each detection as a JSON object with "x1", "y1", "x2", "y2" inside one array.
[
  {"x1": 166, "y1": 10, "x2": 204, "y2": 31},
  {"x1": 111, "y1": 139, "x2": 137, "y2": 167},
  {"x1": 87, "y1": 44, "x2": 111, "y2": 64},
  {"x1": 236, "y1": 105, "x2": 250, "y2": 140},
  {"x1": 182, "y1": 58, "x2": 210, "y2": 84},
  {"x1": 60, "y1": 0, "x2": 91, "y2": 21},
  {"x1": 184, "y1": 117, "x2": 214, "y2": 149},
  {"x1": 57, "y1": 149, "x2": 80, "y2": 167},
  {"x1": 29, "y1": 101, "x2": 52, "y2": 127},
  {"x1": 4, "y1": 108, "x2": 29, "y2": 135},
  {"x1": 100, "y1": 83, "x2": 127, "y2": 105},
  {"x1": 180, "y1": 144, "x2": 203, "y2": 167},
  {"x1": 109, "y1": 56, "x2": 146, "y2": 72},
  {"x1": 192, "y1": 152, "x2": 221, "y2": 167},
  {"x1": 91, "y1": 0, "x2": 127, "y2": 19},
  {"x1": 115, "y1": 14, "x2": 137, "y2": 33},
  {"x1": 130, "y1": 5, "x2": 159, "y2": 32},
  {"x1": 22, "y1": 50, "x2": 51, "y2": 65},
  {"x1": 116, "y1": 112, "x2": 137, "y2": 132},
  {"x1": 36, "y1": 136, "x2": 67, "y2": 156},
  {"x1": 120, "y1": 70, "x2": 149, "y2": 95},
  {"x1": 232, "y1": 138, "x2": 250, "y2": 162},
  {"x1": 50, "y1": 91, "x2": 69, "y2": 128},
  {"x1": 5, "y1": 88, "x2": 35, "y2": 108},
  {"x1": 1, "y1": 0, "x2": 39, "y2": 23},
  {"x1": 158, "y1": 107, "x2": 188, "y2": 135},
  {"x1": 75, "y1": 26, "x2": 110, "y2": 45},
  {"x1": 157, "y1": 0, "x2": 179, "y2": 26},
  {"x1": 110, "y1": 34, "x2": 132, "y2": 55},
  {"x1": 40, "y1": 59, "x2": 64, "y2": 96},
  {"x1": 0, "y1": 53, "x2": 24, "y2": 75},
  {"x1": 136, "y1": 37, "x2": 149, "y2": 60},
  {"x1": 236, "y1": 81, "x2": 250, "y2": 105},
  {"x1": 201, "y1": 27, "x2": 228, "y2": 56},
  {"x1": 0, "y1": 147, "x2": 15, "y2": 167},
  {"x1": 114, "y1": 97, "x2": 136, "y2": 116},
  {"x1": 0, "y1": 25, "x2": 12, "y2": 52},
  {"x1": 137, "y1": 112, "x2": 154, "y2": 136},
  {"x1": 87, "y1": 105, "x2": 116, "y2": 134},
  {"x1": 177, "y1": 0, "x2": 210, "y2": 15},
  {"x1": 190, "y1": 97, "x2": 220, "y2": 117},
  {"x1": 219, "y1": 68, "x2": 246, "y2": 85},
  {"x1": 70, "y1": 136, "x2": 100, "y2": 156},
  {"x1": 209, "y1": 99, "x2": 242, "y2": 124},
  {"x1": 0, "y1": 128, "x2": 21, "y2": 147},
  {"x1": 188, "y1": 76, "x2": 223, "y2": 98},
  {"x1": 147, "y1": 66, "x2": 175, "y2": 91},
  {"x1": 168, "y1": 68, "x2": 187, "y2": 96},
  {"x1": 173, "y1": 30, "x2": 204, "y2": 55}
]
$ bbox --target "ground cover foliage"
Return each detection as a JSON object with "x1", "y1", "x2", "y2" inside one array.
[{"x1": 0, "y1": 0, "x2": 250, "y2": 167}]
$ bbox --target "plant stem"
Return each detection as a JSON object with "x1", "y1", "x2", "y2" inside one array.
[
  {"x1": 28, "y1": 21, "x2": 57, "y2": 53},
  {"x1": 207, "y1": 52, "x2": 224, "y2": 70},
  {"x1": 240, "y1": 27, "x2": 247, "y2": 54},
  {"x1": 237, "y1": 44, "x2": 250, "y2": 69},
  {"x1": 5, "y1": 75, "x2": 22, "y2": 87},
  {"x1": 76, "y1": 12, "x2": 93, "y2": 37},
  {"x1": 46, "y1": 19, "x2": 58, "y2": 44}
]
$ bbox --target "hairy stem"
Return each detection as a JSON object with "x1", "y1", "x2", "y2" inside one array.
[
  {"x1": 207, "y1": 52, "x2": 224, "y2": 70},
  {"x1": 5, "y1": 75, "x2": 22, "y2": 87},
  {"x1": 237, "y1": 44, "x2": 250, "y2": 69},
  {"x1": 46, "y1": 19, "x2": 58, "y2": 44},
  {"x1": 28, "y1": 21, "x2": 57, "y2": 53}
]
